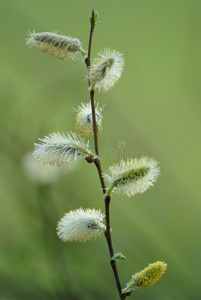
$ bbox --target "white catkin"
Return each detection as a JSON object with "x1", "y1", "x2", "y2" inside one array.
[
  {"x1": 57, "y1": 208, "x2": 106, "y2": 242},
  {"x1": 26, "y1": 32, "x2": 83, "y2": 61},
  {"x1": 33, "y1": 132, "x2": 93, "y2": 168},
  {"x1": 104, "y1": 157, "x2": 160, "y2": 197},
  {"x1": 89, "y1": 49, "x2": 124, "y2": 92},
  {"x1": 75, "y1": 102, "x2": 103, "y2": 137}
]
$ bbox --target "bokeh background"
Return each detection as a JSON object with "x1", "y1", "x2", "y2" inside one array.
[{"x1": 0, "y1": 0, "x2": 201, "y2": 299}]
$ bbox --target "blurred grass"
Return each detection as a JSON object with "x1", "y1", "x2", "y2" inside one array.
[{"x1": 0, "y1": 0, "x2": 201, "y2": 299}]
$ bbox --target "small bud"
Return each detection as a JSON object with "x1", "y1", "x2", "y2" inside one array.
[
  {"x1": 94, "y1": 11, "x2": 101, "y2": 25},
  {"x1": 85, "y1": 156, "x2": 96, "y2": 163},
  {"x1": 125, "y1": 291, "x2": 132, "y2": 296},
  {"x1": 94, "y1": 11, "x2": 99, "y2": 22},
  {"x1": 26, "y1": 31, "x2": 86, "y2": 61},
  {"x1": 111, "y1": 252, "x2": 126, "y2": 262}
]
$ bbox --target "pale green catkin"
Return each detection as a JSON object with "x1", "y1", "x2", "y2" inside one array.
[{"x1": 26, "y1": 32, "x2": 83, "y2": 61}]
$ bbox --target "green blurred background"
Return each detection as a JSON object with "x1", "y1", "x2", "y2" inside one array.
[{"x1": 0, "y1": 0, "x2": 201, "y2": 299}]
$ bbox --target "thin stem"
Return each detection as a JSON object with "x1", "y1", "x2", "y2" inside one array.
[
  {"x1": 90, "y1": 89, "x2": 99, "y2": 157},
  {"x1": 90, "y1": 89, "x2": 106, "y2": 192},
  {"x1": 105, "y1": 195, "x2": 126, "y2": 300},
  {"x1": 84, "y1": 9, "x2": 126, "y2": 300},
  {"x1": 85, "y1": 9, "x2": 95, "y2": 68}
]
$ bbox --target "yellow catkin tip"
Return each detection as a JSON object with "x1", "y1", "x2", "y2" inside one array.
[{"x1": 132, "y1": 261, "x2": 167, "y2": 289}]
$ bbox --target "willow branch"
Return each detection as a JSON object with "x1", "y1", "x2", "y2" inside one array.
[
  {"x1": 84, "y1": 9, "x2": 126, "y2": 300},
  {"x1": 85, "y1": 9, "x2": 106, "y2": 192},
  {"x1": 85, "y1": 9, "x2": 95, "y2": 68},
  {"x1": 104, "y1": 195, "x2": 126, "y2": 300}
]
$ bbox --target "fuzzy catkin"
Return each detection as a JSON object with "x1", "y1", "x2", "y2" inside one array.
[
  {"x1": 33, "y1": 132, "x2": 93, "y2": 168},
  {"x1": 26, "y1": 32, "x2": 82, "y2": 61},
  {"x1": 104, "y1": 157, "x2": 160, "y2": 197},
  {"x1": 75, "y1": 102, "x2": 103, "y2": 137},
  {"x1": 89, "y1": 49, "x2": 124, "y2": 92},
  {"x1": 57, "y1": 208, "x2": 106, "y2": 242},
  {"x1": 133, "y1": 261, "x2": 167, "y2": 289},
  {"x1": 122, "y1": 261, "x2": 167, "y2": 293}
]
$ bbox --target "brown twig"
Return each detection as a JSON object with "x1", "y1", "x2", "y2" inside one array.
[
  {"x1": 84, "y1": 9, "x2": 126, "y2": 300},
  {"x1": 85, "y1": 9, "x2": 95, "y2": 69}
]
